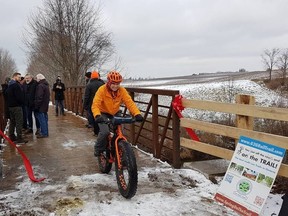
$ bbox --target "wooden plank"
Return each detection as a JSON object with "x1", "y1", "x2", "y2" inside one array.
[
  {"x1": 181, "y1": 138, "x2": 234, "y2": 160},
  {"x1": 181, "y1": 137, "x2": 288, "y2": 178},
  {"x1": 181, "y1": 118, "x2": 288, "y2": 150},
  {"x1": 278, "y1": 164, "x2": 288, "y2": 177},
  {"x1": 182, "y1": 98, "x2": 288, "y2": 121}
]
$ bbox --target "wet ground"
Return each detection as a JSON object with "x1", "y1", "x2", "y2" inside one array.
[
  {"x1": 0, "y1": 109, "x2": 99, "y2": 190},
  {"x1": 0, "y1": 108, "x2": 160, "y2": 191}
]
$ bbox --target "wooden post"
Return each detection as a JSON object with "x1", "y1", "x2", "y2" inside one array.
[
  {"x1": 172, "y1": 105, "x2": 181, "y2": 168},
  {"x1": 130, "y1": 92, "x2": 135, "y2": 144},
  {"x1": 152, "y1": 94, "x2": 159, "y2": 158},
  {"x1": 235, "y1": 94, "x2": 255, "y2": 146}
]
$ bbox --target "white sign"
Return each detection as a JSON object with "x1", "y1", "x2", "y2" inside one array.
[{"x1": 215, "y1": 136, "x2": 285, "y2": 216}]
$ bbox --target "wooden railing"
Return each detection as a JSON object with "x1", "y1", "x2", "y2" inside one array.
[
  {"x1": 61, "y1": 87, "x2": 288, "y2": 175},
  {"x1": 180, "y1": 94, "x2": 288, "y2": 178}
]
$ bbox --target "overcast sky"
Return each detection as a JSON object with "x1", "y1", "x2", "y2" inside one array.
[{"x1": 1, "y1": 0, "x2": 288, "y2": 78}]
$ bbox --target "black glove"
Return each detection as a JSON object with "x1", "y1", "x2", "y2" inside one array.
[
  {"x1": 135, "y1": 114, "x2": 144, "y2": 122},
  {"x1": 95, "y1": 115, "x2": 105, "y2": 123}
]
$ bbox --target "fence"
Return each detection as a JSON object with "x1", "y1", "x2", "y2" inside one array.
[
  {"x1": 61, "y1": 87, "x2": 288, "y2": 176},
  {"x1": 180, "y1": 94, "x2": 288, "y2": 178}
]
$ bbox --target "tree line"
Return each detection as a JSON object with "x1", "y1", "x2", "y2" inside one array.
[
  {"x1": 261, "y1": 48, "x2": 288, "y2": 84},
  {"x1": 1, "y1": 0, "x2": 114, "y2": 86}
]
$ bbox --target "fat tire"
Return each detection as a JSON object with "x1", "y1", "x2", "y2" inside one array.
[
  {"x1": 97, "y1": 150, "x2": 112, "y2": 174},
  {"x1": 115, "y1": 140, "x2": 138, "y2": 199}
]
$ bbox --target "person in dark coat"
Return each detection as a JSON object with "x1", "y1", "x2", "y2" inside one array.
[
  {"x1": 83, "y1": 71, "x2": 105, "y2": 135},
  {"x1": 1, "y1": 77, "x2": 11, "y2": 120},
  {"x1": 6, "y1": 72, "x2": 27, "y2": 143},
  {"x1": 20, "y1": 76, "x2": 28, "y2": 130},
  {"x1": 52, "y1": 76, "x2": 65, "y2": 116},
  {"x1": 23, "y1": 74, "x2": 40, "y2": 134},
  {"x1": 85, "y1": 71, "x2": 91, "y2": 84},
  {"x1": 34, "y1": 74, "x2": 50, "y2": 138}
]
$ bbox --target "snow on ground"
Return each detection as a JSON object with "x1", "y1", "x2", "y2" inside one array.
[
  {"x1": 1, "y1": 79, "x2": 286, "y2": 215},
  {"x1": 126, "y1": 79, "x2": 288, "y2": 123},
  {"x1": 0, "y1": 149, "x2": 284, "y2": 216}
]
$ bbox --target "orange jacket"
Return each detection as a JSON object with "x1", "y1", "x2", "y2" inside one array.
[{"x1": 91, "y1": 84, "x2": 141, "y2": 117}]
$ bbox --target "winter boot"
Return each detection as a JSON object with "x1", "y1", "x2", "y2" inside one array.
[{"x1": 15, "y1": 136, "x2": 28, "y2": 144}]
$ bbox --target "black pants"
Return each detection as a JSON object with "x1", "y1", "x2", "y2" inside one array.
[
  {"x1": 94, "y1": 113, "x2": 112, "y2": 151},
  {"x1": 8, "y1": 106, "x2": 23, "y2": 139},
  {"x1": 279, "y1": 192, "x2": 288, "y2": 216}
]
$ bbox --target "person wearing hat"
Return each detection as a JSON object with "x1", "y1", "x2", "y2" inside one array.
[
  {"x1": 91, "y1": 70, "x2": 144, "y2": 156},
  {"x1": 83, "y1": 70, "x2": 105, "y2": 134},
  {"x1": 85, "y1": 71, "x2": 91, "y2": 84},
  {"x1": 52, "y1": 76, "x2": 66, "y2": 116}
]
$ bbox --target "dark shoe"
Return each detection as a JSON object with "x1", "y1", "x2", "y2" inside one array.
[
  {"x1": 87, "y1": 125, "x2": 93, "y2": 128},
  {"x1": 8, "y1": 134, "x2": 17, "y2": 141},
  {"x1": 35, "y1": 129, "x2": 40, "y2": 135},
  {"x1": 24, "y1": 129, "x2": 33, "y2": 134},
  {"x1": 15, "y1": 138, "x2": 28, "y2": 144},
  {"x1": 94, "y1": 149, "x2": 104, "y2": 157},
  {"x1": 36, "y1": 134, "x2": 48, "y2": 138}
]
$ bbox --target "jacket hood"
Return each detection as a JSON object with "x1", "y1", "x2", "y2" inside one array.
[
  {"x1": 8, "y1": 80, "x2": 16, "y2": 86},
  {"x1": 39, "y1": 79, "x2": 49, "y2": 86}
]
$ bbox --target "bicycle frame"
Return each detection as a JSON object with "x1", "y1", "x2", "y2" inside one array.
[{"x1": 114, "y1": 124, "x2": 127, "y2": 170}]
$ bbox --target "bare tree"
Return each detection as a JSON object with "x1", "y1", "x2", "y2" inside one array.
[
  {"x1": 0, "y1": 48, "x2": 17, "y2": 83},
  {"x1": 24, "y1": 0, "x2": 114, "y2": 86},
  {"x1": 261, "y1": 48, "x2": 280, "y2": 81},
  {"x1": 277, "y1": 48, "x2": 288, "y2": 86}
]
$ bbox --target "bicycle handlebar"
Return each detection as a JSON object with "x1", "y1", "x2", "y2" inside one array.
[{"x1": 111, "y1": 116, "x2": 135, "y2": 125}]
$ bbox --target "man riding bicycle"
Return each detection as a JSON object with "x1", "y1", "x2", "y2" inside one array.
[{"x1": 91, "y1": 71, "x2": 144, "y2": 156}]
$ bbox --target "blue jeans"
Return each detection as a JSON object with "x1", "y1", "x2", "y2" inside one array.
[{"x1": 35, "y1": 112, "x2": 49, "y2": 136}]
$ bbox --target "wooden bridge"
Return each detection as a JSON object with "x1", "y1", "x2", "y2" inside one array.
[
  {"x1": 56, "y1": 86, "x2": 288, "y2": 178},
  {"x1": 1, "y1": 86, "x2": 288, "y2": 179}
]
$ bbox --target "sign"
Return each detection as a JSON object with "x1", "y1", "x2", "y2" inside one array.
[{"x1": 215, "y1": 136, "x2": 285, "y2": 216}]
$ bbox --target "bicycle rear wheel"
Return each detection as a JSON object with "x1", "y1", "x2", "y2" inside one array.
[
  {"x1": 98, "y1": 150, "x2": 112, "y2": 174},
  {"x1": 115, "y1": 140, "x2": 138, "y2": 199}
]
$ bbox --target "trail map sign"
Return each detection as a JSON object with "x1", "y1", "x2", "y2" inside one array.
[{"x1": 215, "y1": 136, "x2": 285, "y2": 216}]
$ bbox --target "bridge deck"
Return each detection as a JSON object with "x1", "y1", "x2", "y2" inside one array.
[{"x1": 0, "y1": 106, "x2": 158, "y2": 191}]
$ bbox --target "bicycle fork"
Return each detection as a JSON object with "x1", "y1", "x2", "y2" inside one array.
[{"x1": 115, "y1": 125, "x2": 127, "y2": 170}]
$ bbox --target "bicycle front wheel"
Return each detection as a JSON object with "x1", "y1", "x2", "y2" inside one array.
[{"x1": 115, "y1": 140, "x2": 138, "y2": 199}]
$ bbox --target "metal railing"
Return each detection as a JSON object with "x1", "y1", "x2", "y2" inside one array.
[{"x1": 60, "y1": 86, "x2": 181, "y2": 168}]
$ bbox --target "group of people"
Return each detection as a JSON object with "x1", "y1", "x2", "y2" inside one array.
[
  {"x1": 2, "y1": 73, "x2": 50, "y2": 143},
  {"x1": 2, "y1": 70, "x2": 143, "y2": 157},
  {"x1": 83, "y1": 70, "x2": 144, "y2": 156}
]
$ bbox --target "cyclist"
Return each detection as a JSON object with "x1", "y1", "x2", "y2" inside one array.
[{"x1": 91, "y1": 71, "x2": 144, "y2": 156}]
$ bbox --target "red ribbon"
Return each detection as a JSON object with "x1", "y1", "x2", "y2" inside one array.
[
  {"x1": 172, "y1": 95, "x2": 200, "y2": 141},
  {"x1": 0, "y1": 130, "x2": 45, "y2": 182}
]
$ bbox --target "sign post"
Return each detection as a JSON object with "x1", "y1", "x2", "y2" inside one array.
[{"x1": 215, "y1": 136, "x2": 285, "y2": 216}]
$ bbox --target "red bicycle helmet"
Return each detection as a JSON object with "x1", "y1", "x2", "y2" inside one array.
[{"x1": 107, "y1": 71, "x2": 123, "y2": 83}]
